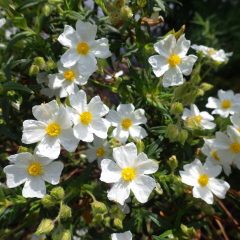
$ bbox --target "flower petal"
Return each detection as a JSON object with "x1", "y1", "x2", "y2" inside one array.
[
  {"x1": 111, "y1": 231, "x2": 132, "y2": 240},
  {"x1": 148, "y1": 55, "x2": 169, "y2": 77},
  {"x1": 129, "y1": 125, "x2": 147, "y2": 139},
  {"x1": 174, "y1": 34, "x2": 191, "y2": 57},
  {"x1": 73, "y1": 123, "x2": 93, "y2": 142},
  {"x1": 135, "y1": 153, "x2": 158, "y2": 174},
  {"x1": 100, "y1": 159, "x2": 122, "y2": 183},
  {"x1": 59, "y1": 128, "x2": 79, "y2": 152},
  {"x1": 61, "y1": 48, "x2": 79, "y2": 68},
  {"x1": 162, "y1": 67, "x2": 184, "y2": 87},
  {"x1": 90, "y1": 118, "x2": 110, "y2": 139},
  {"x1": 192, "y1": 186, "x2": 214, "y2": 204},
  {"x1": 58, "y1": 25, "x2": 77, "y2": 47},
  {"x1": 22, "y1": 178, "x2": 46, "y2": 198},
  {"x1": 130, "y1": 175, "x2": 156, "y2": 203},
  {"x1": 76, "y1": 20, "x2": 97, "y2": 42},
  {"x1": 42, "y1": 161, "x2": 64, "y2": 184},
  {"x1": 112, "y1": 127, "x2": 129, "y2": 143},
  {"x1": 208, "y1": 178, "x2": 230, "y2": 199},
  {"x1": 179, "y1": 55, "x2": 197, "y2": 76},
  {"x1": 88, "y1": 96, "x2": 109, "y2": 117},
  {"x1": 91, "y1": 38, "x2": 111, "y2": 58},
  {"x1": 69, "y1": 89, "x2": 87, "y2": 112}
]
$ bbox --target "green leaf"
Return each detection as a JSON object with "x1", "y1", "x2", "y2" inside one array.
[
  {"x1": 12, "y1": 16, "x2": 29, "y2": 31},
  {"x1": 3, "y1": 82, "x2": 33, "y2": 94}
]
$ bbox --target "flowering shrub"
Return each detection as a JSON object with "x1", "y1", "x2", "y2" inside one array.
[{"x1": 0, "y1": 0, "x2": 239, "y2": 239}]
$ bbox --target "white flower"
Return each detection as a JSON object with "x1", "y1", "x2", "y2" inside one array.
[
  {"x1": 180, "y1": 159, "x2": 230, "y2": 204},
  {"x1": 192, "y1": 44, "x2": 232, "y2": 63},
  {"x1": 22, "y1": 100, "x2": 79, "y2": 159},
  {"x1": 201, "y1": 138, "x2": 232, "y2": 176},
  {"x1": 100, "y1": 143, "x2": 158, "y2": 205},
  {"x1": 148, "y1": 34, "x2": 197, "y2": 87},
  {"x1": 214, "y1": 127, "x2": 240, "y2": 169},
  {"x1": 58, "y1": 20, "x2": 111, "y2": 71},
  {"x1": 111, "y1": 231, "x2": 132, "y2": 240},
  {"x1": 3, "y1": 152, "x2": 63, "y2": 198},
  {"x1": 48, "y1": 61, "x2": 97, "y2": 98},
  {"x1": 106, "y1": 104, "x2": 147, "y2": 143},
  {"x1": 0, "y1": 18, "x2": 6, "y2": 28},
  {"x1": 86, "y1": 137, "x2": 111, "y2": 164},
  {"x1": 68, "y1": 90, "x2": 110, "y2": 142},
  {"x1": 31, "y1": 234, "x2": 46, "y2": 240},
  {"x1": 230, "y1": 113, "x2": 240, "y2": 131},
  {"x1": 206, "y1": 89, "x2": 240, "y2": 118},
  {"x1": 182, "y1": 104, "x2": 216, "y2": 130}
]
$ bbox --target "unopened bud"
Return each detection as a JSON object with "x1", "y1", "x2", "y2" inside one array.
[
  {"x1": 59, "y1": 204, "x2": 72, "y2": 220},
  {"x1": 17, "y1": 146, "x2": 29, "y2": 153},
  {"x1": 178, "y1": 129, "x2": 188, "y2": 145},
  {"x1": 170, "y1": 102, "x2": 183, "y2": 116},
  {"x1": 167, "y1": 155, "x2": 178, "y2": 171},
  {"x1": 45, "y1": 59, "x2": 56, "y2": 71},
  {"x1": 36, "y1": 219, "x2": 54, "y2": 235},
  {"x1": 42, "y1": 4, "x2": 52, "y2": 17},
  {"x1": 113, "y1": 218, "x2": 123, "y2": 229},
  {"x1": 136, "y1": 139, "x2": 145, "y2": 153},
  {"x1": 34, "y1": 57, "x2": 46, "y2": 70},
  {"x1": 50, "y1": 187, "x2": 65, "y2": 201},
  {"x1": 29, "y1": 64, "x2": 39, "y2": 76},
  {"x1": 120, "y1": 6, "x2": 133, "y2": 20},
  {"x1": 200, "y1": 82, "x2": 213, "y2": 92},
  {"x1": 165, "y1": 124, "x2": 179, "y2": 142},
  {"x1": 91, "y1": 200, "x2": 107, "y2": 214},
  {"x1": 137, "y1": 0, "x2": 147, "y2": 8}
]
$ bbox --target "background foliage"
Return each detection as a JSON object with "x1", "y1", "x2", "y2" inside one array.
[{"x1": 0, "y1": 0, "x2": 239, "y2": 239}]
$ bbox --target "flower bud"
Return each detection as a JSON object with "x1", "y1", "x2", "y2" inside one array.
[
  {"x1": 17, "y1": 146, "x2": 29, "y2": 153},
  {"x1": 120, "y1": 6, "x2": 133, "y2": 20},
  {"x1": 165, "y1": 124, "x2": 179, "y2": 142},
  {"x1": 45, "y1": 59, "x2": 56, "y2": 71},
  {"x1": 60, "y1": 230, "x2": 71, "y2": 240},
  {"x1": 167, "y1": 155, "x2": 178, "y2": 171},
  {"x1": 29, "y1": 64, "x2": 39, "y2": 76},
  {"x1": 200, "y1": 82, "x2": 213, "y2": 92},
  {"x1": 170, "y1": 102, "x2": 183, "y2": 116},
  {"x1": 33, "y1": 57, "x2": 46, "y2": 70},
  {"x1": 50, "y1": 187, "x2": 65, "y2": 201},
  {"x1": 181, "y1": 224, "x2": 196, "y2": 238},
  {"x1": 59, "y1": 204, "x2": 72, "y2": 220},
  {"x1": 136, "y1": 139, "x2": 145, "y2": 153},
  {"x1": 178, "y1": 129, "x2": 188, "y2": 145},
  {"x1": 91, "y1": 200, "x2": 107, "y2": 214},
  {"x1": 36, "y1": 219, "x2": 54, "y2": 235},
  {"x1": 137, "y1": 0, "x2": 147, "y2": 8},
  {"x1": 113, "y1": 218, "x2": 123, "y2": 229},
  {"x1": 41, "y1": 195, "x2": 56, "y2": 208},
  {"x1": 42, "y1": 4, "x2": 52, "y2": 17}
]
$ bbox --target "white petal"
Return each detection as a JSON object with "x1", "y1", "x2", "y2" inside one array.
[
  {"x1": 132, "y1": 109, "x2": 147, "y2": 124},
  {"x1": 192, "y1": 186, "x2": 213, "y2": 204},
  {"x1": 42, "y1": 161, "x2": 64, "y2": 184},
  {"x1": 201, "y1": 120, "x2": 216, "y2": 130},
  {"x1": 179, "y1": 170, "x2": 197, "y2": 186},
  {"x1": 48, "y1": 74, "x2": 64, "y2": 89},
  {"x1": 190, "y1": 104, "x2": 200, "y2": 115},
  {"x1": 203, "y1": 161, "x2": 222, "y2": 178},
  {"x1": 206, "y1": 97, "x2": 220, "y2": 109},
  {"x1": 117, "y1": 104, "x2": 135, "y2": 115},
  {"x1": 174, "y1": 34, "x2": 191, "y2": 57},
  {"x1": 218, "y1": 89, "x2": 234, "y2": 100},
  {"x1": 106, "y1": 110, "x2": 121, "y2": 126},
  {"x1": 91, "y1": 38, "x2": 111, "y2": 58},
  {"x1": 58, "y1": 25, "x2": 77, "y2": 47},
  {"x1": 22, "y1": 120, "x2": 46, "y2": 144},
  {"x1": 3, "y1": 165, "x2": 27, "y2": 188},
  {"x1": 88, "y1": 96, "x2": 109, "y2": 117},
  {"x1": 200, "y1": 111, "x2": 214, "y2": 121},
  {"x1": 8, "y1": 152, "x2": 33, "y2": 165},
  {"x1": 135, "y1": 153, "x2": 158, "y2": 174},
  {"x1": 86, "y1": 147, "x2": 97, "y2": 163},
  {"x1": 111, "y1": 231, "x2": 132, "y2": 240},
  {"x1": 153, "y1": 34, "x2": 176, "y2": 58},
  {"x1": 32, "y1": 100, "x2": 59, "y2": 122},
  {"x1": 107, "y1": 181, "x2": 130, "y2": 205},
  {"x1": 179, "y1": 55, "x2": 197, "y2": 76},
  {"x1": 227, "y1": 125, "x2": 240, "y2": 143},
  {"x1": 162, "y1": 67, "x2": 184, "y2": 87},
  {"x1": 53, "y1": 106, "x2": 72, "y2": 129},
  {"x1": 76, "y1": 20, "x2": 97, "y2": 41},
  {"x1": 22, "y1": 178, "x2": 46, "y2": 198},
  {"x1": 69, "y1": 90, "x2": 87, "y2": 112},
  {"x1": 73, "y1": 124, "x2": 93, "y2": 142},
  {"x1": 100, "y1": 159, "x2": 122, "y2": 183},
  {"x1": 112, "y1": 127, "x2": 129, "y2": 143},
  {"x1": 35, "y1": 136, "x2": 61, "y2": 159},
  {"x1": 90, "y1": 118, "x2": 110, "y2": 139},
  {"x1": 213, "y1": 132, "x2": 230, "y2": 149},
  {"x1": 61, "y1": 48, "x2": 79, "y2": 68},
  {"x1": 59, "y1": 128, "x2": 79, "y2": 152},
  {"x1": 208, "y1": 178, "x2": 230, "y2": 199},
  {"x1": 230, "y1": 113, "x2": 240, "y2": 128},
  {"x1": 129, "y1": 125, "x2": 147, "y2": 139},
  {"x1": 130, "y1": 175, "x2": 156, "y2": 203},
  {"x1": 148, "y1": 55, "x2": 169, "y2": 77},
  {"x1": 113, "y1": 143, "x2": 138, "y2": 168}
]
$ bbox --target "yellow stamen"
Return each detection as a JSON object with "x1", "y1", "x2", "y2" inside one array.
[
  {"x1": 96, "y1": 147, "x2": 105, "y2": 157},
  {"x1": 46, "y1": 122, "x2": 61, "y2": 137},
  {"x1": 77, "y1": 42, "x2": 90, "y2": 55},
  {"x1": 198, "y1": 174, "x2": 209, "y2": 187},
  {"x1": 121, "y1": 167, "x2": 136, "y2": 181},
  {"x1": 27, "y1": 162, "x2": 42, "y2": 176},
  {"x1": 80, "y1": 111, "x2": 93, "y2": 125},
  {"x1": 211, "y1": 150, "x2": 220, "y2": 161},
  {"x1": 207, "y1": 48, "x2": 216, "y2": 55},
  {"x1": 168, "y1": 54, "x2": 181, "y2": 67},
  {"x1": 64, "y1": 70, "x2": 75, "y2": 81},
  {"x1": 121, "y1": 118, "x2": 133, "y2": 130},
  {"x1": 230, "y1": 142, "x2": 240, "y2": 154},
  {"x1": 221, "y1": 99, "x2": 232, "y2": 109}
]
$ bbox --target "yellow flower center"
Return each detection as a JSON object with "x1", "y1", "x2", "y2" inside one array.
[
  {"x1": 186, "y1": 115, "x2": 202, "y2": 127},
  {"x1": 207, "y1": 48, "x2": 216, "y2": 55},
  {"x1": 230, "y1": 142, "x2": 240, "y2": 154},
  {"x1": 221, "y1": 99, "x2": 232, "y2": 109},
  {"x1": 211, "y1": 150, "x2": 220, "y2": 161},
  {"x1": 168, "y1": 54, "x2": 181, "y2": 67},
  {"x1": 121, "y1": 118, "x2": 133, "y2": 130},
  {"x1": 27, "y1": 162, "x2": 42, "y2": 176},
  {"x1": 46, "y1": 122, "x2": 61, "y2": 137},
  {"x1": 80, "y1": 111, "x2": 93, "y2": 125},
  {"x1": 121, "y1": 167, "x2": 136, "y2": 181},
  {"x1": 96, "y1": 147, "x2": 105, "y2": 157},
  {"x1": 64, "y1": 70, "x2": 75, "y2": 81},
  {"x1": 198, "y1": 174, "x2": 209, "y2": 187},
  {"x1": 77, "y1": 42, "x2": 90, "y2": 55}
]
